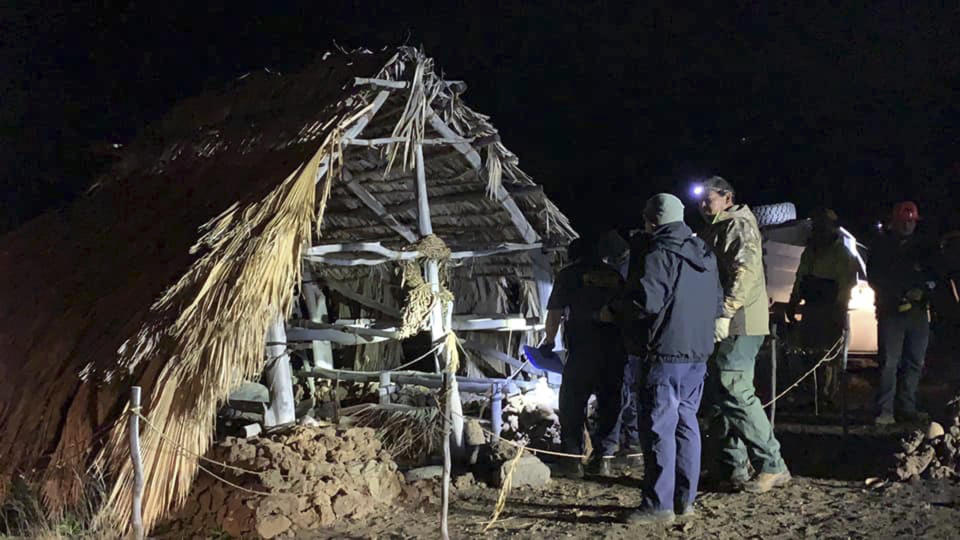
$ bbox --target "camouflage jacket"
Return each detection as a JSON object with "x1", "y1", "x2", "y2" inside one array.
[{"x1": 700, "y1": 204, "x2": 770, "y2": 336}]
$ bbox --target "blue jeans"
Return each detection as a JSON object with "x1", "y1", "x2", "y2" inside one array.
[
  {"x1": 639, "y1": 362, "x2": 706, "y2": 511},
  {"x1": 876, "y1": 308, "x2": 929, "y2": 416}
]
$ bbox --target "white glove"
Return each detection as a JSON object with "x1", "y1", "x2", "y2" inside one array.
[{"x1": 714, "y1": 317, "x2": 731, "y2": 343}]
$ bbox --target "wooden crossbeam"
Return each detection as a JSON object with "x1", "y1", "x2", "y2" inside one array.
[
  {"x1": 354, "y1": 77, "x2": 408, "y2": 89},
  {"x1": 305, "y1": 241, "x2": 542, "y2": 266},
  {"x1": 344, "y1": 136, "x2": 474, "y2": 147}
]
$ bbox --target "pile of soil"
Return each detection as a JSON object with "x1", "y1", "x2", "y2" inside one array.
[
  {"x1": 892, "y1": 395, "x2": 960, "y2": 481},
  {"x1": 157, "y1": 426, "x2": 404, "y2": 539}
]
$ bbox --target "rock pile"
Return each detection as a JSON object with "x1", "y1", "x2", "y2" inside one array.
[
  {"x1": 892, "y1": 397, "x2": 960, "y2": 481},
  {"x1": 159, "y1": 426, "x2": 404, "y2": 539},
  {"x1": 501, "y1": 393, "x2": 561, "y2": 450}
]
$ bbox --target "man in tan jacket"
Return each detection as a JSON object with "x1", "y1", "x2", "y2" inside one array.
[{"x1": 697, "y1": 176, "x2": 791, "y2": 494}]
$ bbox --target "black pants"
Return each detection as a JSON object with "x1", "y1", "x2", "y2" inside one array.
[{"x1": 559, "y1": 323, "x2": 626, "y2": 457}]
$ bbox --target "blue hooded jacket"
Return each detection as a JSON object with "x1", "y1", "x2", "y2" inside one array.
[{"x1": 628, "y1": 221, "x2": 723, "y2": 363}]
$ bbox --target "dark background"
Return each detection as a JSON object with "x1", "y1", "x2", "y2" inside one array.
[{"x1": 2, "y1": 2, "x2": 958, "y2": 240}]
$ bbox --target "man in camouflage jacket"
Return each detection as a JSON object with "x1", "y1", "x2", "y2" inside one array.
[{"x1": 697, "y1": 176, "x2": 791, "y2": 494}]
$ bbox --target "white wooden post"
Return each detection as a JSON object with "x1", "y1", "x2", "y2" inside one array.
[
  {"x1": 129, "y1": 386, "x2": 144, "y2": 540},
  {"x1": 264, "y1": 315, "x2": 296, "y2": 426},
  {"x1": 301, "y1": 265, "x2": 334, "y2": 370},
  {"x1": 415, "y1": 143, "x2": 459, "y2": 540}
]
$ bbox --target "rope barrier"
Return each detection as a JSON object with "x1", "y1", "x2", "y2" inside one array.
[
  {"x1": 130, "y1": 409, "x2": 267, "y2": 478},
  {"x1": 761, "y1": 335, "x2": 845, "y2": 409}
]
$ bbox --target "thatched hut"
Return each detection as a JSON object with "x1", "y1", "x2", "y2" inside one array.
[{"x1": 0, "y1": 47, "x2": 574, "y2": 533}]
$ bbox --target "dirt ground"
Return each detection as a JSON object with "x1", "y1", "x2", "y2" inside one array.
[
  {"x1": 315, "y1": 466, "x2": 960, "y2": 539},
  {"x1": 310, "y1": 357, "x2": 960, "y2": 539}
]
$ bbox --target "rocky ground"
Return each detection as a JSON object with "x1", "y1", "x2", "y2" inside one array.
[{"x1": 316, "y1": 463, "x2": 960, "y2": 539}]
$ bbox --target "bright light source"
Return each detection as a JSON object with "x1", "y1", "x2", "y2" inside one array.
[
  {"x1": 691, "y1": 184, "x2": 705, "y2": 197},
  {"x1": 848, "y1": 281, "x2": 876, "y2": 311}
]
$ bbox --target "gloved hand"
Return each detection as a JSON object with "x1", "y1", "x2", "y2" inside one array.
[
  {"x1": 714, "y1": 317, "x2": 731, "y2": 343},
  {"x1": 905, "y1": 288, "x2": 924, "y2": 302}
]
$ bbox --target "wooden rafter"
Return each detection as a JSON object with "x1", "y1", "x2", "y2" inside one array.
[
  {"x1": 343, "y1": 174, "x2": 419, "y2": 243},
  {"x1": 426, "y1": 110, "x2": 540, "y2": 244},
  {"x1": 313, "y1": 90, "x2": 391, "y2": 185}
]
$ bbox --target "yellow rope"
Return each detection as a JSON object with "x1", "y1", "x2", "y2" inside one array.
[{"x1": 484, "y1": 445, "x2": 525, "y2": 531}]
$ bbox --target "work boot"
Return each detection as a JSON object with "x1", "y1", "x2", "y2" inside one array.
[
  {"x1": 586, "y1": 456, "x2": 614, "y2": 477},
  {"x1": 625, "y1": 507, "x2": 675, "y2": 525},
  {"x1": 874, "y1": 414, "x2": 896, "y2": 426},
  {"x1": 706, "y1": 470, "x2": 749, "y2": 493},
  {"x1": 675, "y1": 504, "x2": 696, "y2": 520},
  {"x1": 554, "y1": 458, "x2": 584, "y2": 479},
  {"x1": 743, "y1": 470, "x2": 792, "y2": 494}
]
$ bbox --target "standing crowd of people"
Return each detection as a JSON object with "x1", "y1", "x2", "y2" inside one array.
[{"x1": 540, "y1": 175, "x2": 950, "y2": 525}]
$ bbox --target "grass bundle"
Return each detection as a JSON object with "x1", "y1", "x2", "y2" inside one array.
[{"x1": 351, "y1": 404, "x2": 444, "y2": 463}]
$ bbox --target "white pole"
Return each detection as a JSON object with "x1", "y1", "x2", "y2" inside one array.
[
  {"x1": 129, "y1": 386, "x2": 144, "y2": 540},
  {"x1": 416, "y1": 143, "x2": 454, "y2": 540},
  {"x1": 264, "y1": 315, "x2": 296, "y2": 426}
]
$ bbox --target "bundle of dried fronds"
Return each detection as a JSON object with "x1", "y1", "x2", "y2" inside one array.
[
  {"x1": 90, "y1": 147, "x2": 324, "y2": 533},
  {"x1": 351, "y1": 404, "x2": 443, "y2": 463},
  {"x1": 396, "y1": 235, "x2": 454, "y2": 339},
  {"x1": 384, "y1": 50, "x2": 441, "y2": 176}
]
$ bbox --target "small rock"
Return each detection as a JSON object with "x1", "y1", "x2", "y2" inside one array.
[
  {"x1": 496, "y1": 455, "x2": 551, "y2": 488},
  {"x1": 255, "y1": 514, "x2": 292, "y2": 539},
  {"x1": 454, "y1": 472, "x2": 477, "y2": 491},
  {"x1": 404, "y1": 465, "x2": 444, "y2": 482},
  {"x1": 464, "y1": 419, "x2": 486, "y2": 446},
  {"x1": 927, "y1": 421, "x2": 945, "y2": 440}
]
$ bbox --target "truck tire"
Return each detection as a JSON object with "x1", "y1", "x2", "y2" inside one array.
[{"x1": 753, "y1": 202, "x2": 797, "y2": 228}]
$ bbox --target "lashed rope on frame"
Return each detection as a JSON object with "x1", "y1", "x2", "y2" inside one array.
[{"x1": 396, "y1": 234, "x2": 453, "y2": 339}]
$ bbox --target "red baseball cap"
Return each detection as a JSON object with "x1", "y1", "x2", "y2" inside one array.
[{"x1": 892, "y1": 201, "x2": 920, "y2": 223}]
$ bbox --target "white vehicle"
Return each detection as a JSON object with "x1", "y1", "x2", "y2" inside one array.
[{"x1": 757, "y1": 203, "x2": 878, "y2": 355}]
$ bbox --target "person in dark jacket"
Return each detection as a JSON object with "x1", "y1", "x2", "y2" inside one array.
[
  {"x1": 624, "y1": 194, "x2": 723, "y2": 525},
  {"x1": 541, "y1": 237, "x2": 627, "y2": 478},
  {"x1": 868, "y1": 201, "x2": 936, "y2": 424}
]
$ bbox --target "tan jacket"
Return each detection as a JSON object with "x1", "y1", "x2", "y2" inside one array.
[{"x1": 700, "y1": 204, "x2": 770, "y2": 336}]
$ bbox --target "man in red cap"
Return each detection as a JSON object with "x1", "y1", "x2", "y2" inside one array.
[{"x1": 868, "y1": 201, "x2": 936, "y2": 424}]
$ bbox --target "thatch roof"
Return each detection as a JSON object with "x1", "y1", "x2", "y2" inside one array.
[{"x1": 0, "y1": 46, "x2": 573, "y2": 533}]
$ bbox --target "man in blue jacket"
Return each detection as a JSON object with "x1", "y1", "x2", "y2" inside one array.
[{"x1": 624, "y1": 193, "x2": 723, "y2": 525}]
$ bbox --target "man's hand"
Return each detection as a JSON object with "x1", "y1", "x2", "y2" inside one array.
[
  {"x1": 905, "y1": 288, "x2": 924, "y2": 302},
  {"x1": 714, "y1": 317, "x2": 731, "y2": 343},
  {"x1": 598, "y1": 304, "x2": 616, "y2": 323},
  {"x1": 537, "y1": 339, "x2": 555, "y2": 356}
]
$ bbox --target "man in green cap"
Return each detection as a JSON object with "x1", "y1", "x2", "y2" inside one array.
[{"x1": 696, "y1": 176, "x2": 791, "y2": 494}]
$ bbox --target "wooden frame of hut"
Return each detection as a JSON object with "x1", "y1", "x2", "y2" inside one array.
[{"x1": 0, "y1": 46, "x2": 574, "y2": 534}]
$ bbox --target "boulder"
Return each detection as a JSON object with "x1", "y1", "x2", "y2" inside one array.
[{"x1": 496, "y1": 455, "x2": 551, "y2": 488}]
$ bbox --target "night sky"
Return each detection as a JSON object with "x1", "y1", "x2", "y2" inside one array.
[{"x1": 2, "y1": 2, "x2": 958, "y2": 239}]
